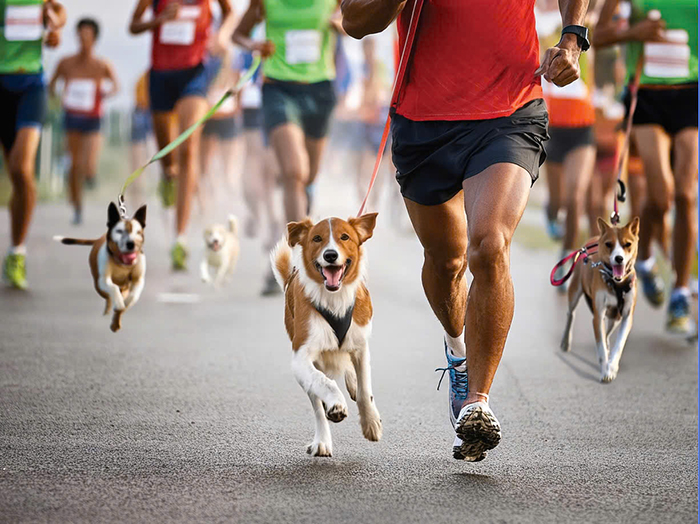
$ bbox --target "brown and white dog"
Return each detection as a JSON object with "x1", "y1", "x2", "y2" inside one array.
[
  {"x1": 561, "y1": 217, "x2": 640, "y2": 382},
  {"x1": 271, "y1": 214, "x2": 382, "y2": 457},
  {"x1": 54, "y1": 202, "x2": 147, "y2": 333},
  {"x1": 201, "y1": 215, "x2": 239, "y2": 287}
]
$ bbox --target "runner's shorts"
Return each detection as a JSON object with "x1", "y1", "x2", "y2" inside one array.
[
  {"x1": 149, "y1": 58, "x2": 220, "y2": 113},
  {"x1": 262, "y1": 80, "x2": 336, "y2": 139},
  {"x1": 64, "y1": 113, "x2": 101, "y2": 133},
  {"x1": 392, "y1": 99, "x2": 549, "y2": 205},
  {"x1": 131, "y1": 108, "x2": 152, "y2": 143},
  {"x1": 242, "y1": 108, "x2": 263, "y2": 130},
  {"x1": 0, "y1": 73, "x2": 46, "y2": 152},
  {"x1": 624, "y1": 83, "x2": 698, "y2": 136},
  {"x1": 203, "y1": 116, "x2": 238, "y2": 140},
  {"x1": 546, "y1": 125, "x2": 595, "y2": 164}
]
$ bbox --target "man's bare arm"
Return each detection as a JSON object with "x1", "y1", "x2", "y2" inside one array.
[{"x1": 340, "y1": 0, "x2": 405, "y2": 40}]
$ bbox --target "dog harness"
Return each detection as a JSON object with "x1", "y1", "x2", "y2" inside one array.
[
  {"x1": 583, "y1": 265, "x2": 636, "y2": 318},
  {"x1": 314, "y1": 303, "x2": 354, "y2": 347}
]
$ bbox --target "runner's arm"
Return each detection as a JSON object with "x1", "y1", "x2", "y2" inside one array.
[
  {"x1": 129, "y1": 0, "x2": 178, "y2": 35},
  {"x1": 232, "y1": 0, "x2": 274, "y2": 57},
  {"x1": 210, "y1": 1, "x2": 237, "y2": 56},
  {"x1": 340, "y1": 0, "x2": 405, "y2": 39},
  {"x1": 592, "y1": 0, "x2": 666, "y2": 48},
  {"x1": 103, "y1": 60, "x2": 121, "y2": 99},
  {"x1": 48, "y1": 59, "x2": 65, "y2": 98},
  {"x1": 44, "y1": 0, "x2": 67, "y2": 30}
]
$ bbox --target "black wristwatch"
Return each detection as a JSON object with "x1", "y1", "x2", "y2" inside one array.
[{"x1": 561, "y1": 25, "x2": 590, "y2": 52}]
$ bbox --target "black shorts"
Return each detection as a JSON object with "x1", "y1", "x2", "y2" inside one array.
[
  {"x1": 0, "y1": 73, "x2": 46, "y2": 153},
  {"x1": 242, "y1": 108, "x2": 262, "y2": 130},
  {"x1": 262, "y1": 80, "x2": 336, "y2": 139},
  {"x1": 202, "y1": 117, "x2": 238, "y2": 140},
  {"x1": 392, "y1": 99, "x2": 549, "y2": 206},
  {"x1": 624, "y1": 83, "x2": 698, "y2": 136},
  {"x1": 546, "y1": 125, "x2": 595, "y2": 164}
]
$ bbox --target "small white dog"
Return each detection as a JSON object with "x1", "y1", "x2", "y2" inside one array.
[{"x1": 201, "y1": 215, "x2": 239, "y2": 287}]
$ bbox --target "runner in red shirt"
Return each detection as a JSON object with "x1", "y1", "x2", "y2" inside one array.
[{"x1": 342, "y1": 0, "x2": 589, "y2": 461}]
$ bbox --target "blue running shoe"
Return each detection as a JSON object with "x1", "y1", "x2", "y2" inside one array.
[
  {"x1": 545, "y1": 208, "x2": 564, "y2": 241},
  {"x1": 636, "y1": 263, "x2": 665, "y2": 307},
  {"x1": 667, "y1": 292, "x2": 692, "y2": 335},
  {"x1": 435, "y1": 341, "x2": 468, "y2": 428}
]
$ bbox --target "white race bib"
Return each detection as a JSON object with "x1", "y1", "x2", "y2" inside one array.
[
  {"x1": 4, "y1": 5, "x2": 43, "y2": 41},
  {"x1": 159, "y1": 6, "x2": 201, "y2": 46},
  {"x1": 644, "y1": 30, "x2": 690, "y2": 78},
  {"x1": 542, "y1": 78, "x2": 589, "y2": 100},
  {"x1": 285, "y1": 30, "x2": 321, "y2": 65},
  {"x1": 63, "y1": 79, "x2": 97, "y2": 112},
  {"x1": 240, "y1": 85, "x2": 262, "y2": 108}
]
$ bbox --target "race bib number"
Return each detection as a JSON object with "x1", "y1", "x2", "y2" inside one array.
[
  {"x1": 644, "y1": 30, "x2": 690, "y2": 79},
  {"x1": 285, "y1": 30, "x2": 321, "y2": 65},
  {"x1": 4, "y1": 5, "x2": 43, "y2": 41},
  {"x1": 63, "y1": 79, "x2": 97, "y2": 112},
  {"x1": 160, "y1": 6, "x2": 201, "y2": 46},
  {"x1": 240, "y1": 85, "x2": 262, "y2": 108},
  {"x1": 542, "y1": 78, "x2": 589, "y2": 100}
]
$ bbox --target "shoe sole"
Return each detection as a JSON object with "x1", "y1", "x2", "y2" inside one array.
[{"x1": 455, "y1": 406, "x2": 501, "y2": 460}]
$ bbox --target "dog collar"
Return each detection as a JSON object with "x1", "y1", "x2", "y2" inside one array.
[{"x1": 315, "y1": 303, "x2": 354, "y2": 347}]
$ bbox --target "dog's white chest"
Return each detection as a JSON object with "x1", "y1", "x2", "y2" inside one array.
[{"x1": 206, "y1": 249, "x2": 225, "y2": 267}]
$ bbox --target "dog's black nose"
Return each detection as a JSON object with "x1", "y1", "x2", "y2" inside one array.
[
  {"x1": 126, "y1": 241, "x2": 135, "y2": 251},
  {"x1": 615, "y1": 255, "x2": 624, "y2": 264},
  {"x1": 323, "y1": 250, "x2": 338, "y2": 263}
]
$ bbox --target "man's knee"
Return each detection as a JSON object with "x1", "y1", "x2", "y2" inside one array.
[
  {"x1": 468, "y1": 231, "x2": 510, "y2": 280},
  {"x1": 8, "y1": 157, "x2": 35, "y2": 187},
  {"x1": 425, "y1": 250, "x2": 467, "y2": 281},
  {"x1": 675, "y1": 188, "x2": 697, "y2": 214},
  {"x1": 646, "y1": 193, "x2": 672, "y2": 217}
]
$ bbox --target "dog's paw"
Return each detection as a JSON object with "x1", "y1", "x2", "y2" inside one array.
[
  {"x1": 307, "y1": 441, "x2": 332, "y2": 457},
  {"x1": 600, "y1": 364, "x2": 618, "y2": 383},
  {"x1": 325, "y1": 403, "x2": 348, "y2": 423},
  {"x1": 560, "y1": 339, "x2": 571, "y2": 352},
  {"x1": 110, "y1": 320, "x2": 121, "y2": 333},
  {"x1": 361, "y1": 415, "x2": 382, "y2": 442}
]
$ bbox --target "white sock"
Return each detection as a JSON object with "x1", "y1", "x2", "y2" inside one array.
[
  {"x1": 10, "y1": 245, "x2": 26, "y2": 256},
  {"x1": 671, "y1": 287, "x2": 691, "y2": 301},
  {"x1": 175, "y1": 235, "x2": 187, "y2": 246},
  {"x1": 445, "y1": 329, "x2": 466, "y2": 371},
  {"x1": 636, "y1": 257, "x2": 655, "y2": 272}
]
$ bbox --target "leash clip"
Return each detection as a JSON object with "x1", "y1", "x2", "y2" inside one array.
[
  {"x1": 117, "y1": 194, "x2": 128, "y2": 220},
  {"x1": 610, "y1": 210, "x2": 621, "y2": 226}
]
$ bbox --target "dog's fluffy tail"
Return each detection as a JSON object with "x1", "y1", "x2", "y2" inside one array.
[
  {"x1": 270, "y1": 238, "x2": 292, "y2": 291},
  {"x1": 53, "y1": 236, "x2": 97, "y2": 246},
  {"x1": 227, "y1": 215, "x2": 238, "y2": 235}
]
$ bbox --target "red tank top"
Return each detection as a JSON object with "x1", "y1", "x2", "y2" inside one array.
[
  {"x1": 152, "y1": 0, "x2": 210, "y2": 71},
  {"x1": 396, "y1": 0, "x2": 543, "y2": 121}
]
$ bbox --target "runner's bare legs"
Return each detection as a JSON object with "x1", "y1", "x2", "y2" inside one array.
[
  {"x1": 7, "y1": 128, "x2": 40, "y2": 246},
  {"x1": 271, "y1": 123, "x2": 309, "y2": 222}
]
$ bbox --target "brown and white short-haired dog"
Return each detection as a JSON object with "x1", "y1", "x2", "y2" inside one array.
[
  {"x1": 271, "y1": 214, "x2": 382, "y2": 457},
  {"x1": 561, "y1": 217, "x2": 640, "y2": 382},
  {"x1": 54, "y1": 202, "x2": 147, "y2": 333}
]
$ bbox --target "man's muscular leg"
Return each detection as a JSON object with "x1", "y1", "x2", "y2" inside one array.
[
  {"x1": 404, "y1": 191, "x2": 468, "y2": 339},
  {"x1": 462, "y1": 163, "x2": 531, "y2": 405}
]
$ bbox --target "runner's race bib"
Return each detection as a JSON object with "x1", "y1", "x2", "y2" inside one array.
[
  {"x1": 4, "y1": 5, "x2": 43, "y2": 41},
  {"x1": 285, "y1": 30, "x2": 321, "y2": 65},
  {"x1": 160, "y1": 5, "x2": 201, "y2": 46},
  {"x1": 644, "y1": 29, "x2": 690, "y2": 78},
  {"x1": 63, "y1": 79, "x2": 97, "y2": 112},
  {"x1": 240, "y1": 85, "x2": 262, "y2": 108}
]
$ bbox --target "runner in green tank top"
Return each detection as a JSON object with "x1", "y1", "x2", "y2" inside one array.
[
  {"x1": 595, "y1": 0, "x2": 699, "y2": 334},
  {"x1": 233, "y1": 0, "x2": 341, "y2": 297},
  {"x1": 0, "y1": 0, "x2": 66, "y2": 290}
]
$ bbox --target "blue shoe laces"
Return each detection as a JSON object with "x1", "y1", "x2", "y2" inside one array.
[{"x1": 435, "y1": 357, "x2": 468, "y2": 398}]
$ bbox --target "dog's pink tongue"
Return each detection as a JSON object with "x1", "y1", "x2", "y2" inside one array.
[
  {"x1": 613, "y1": 264, "x2": 625, "y2": 278},
  {"x1": 322, "y1": 266, "x2": 343, "y2": 287},
  {"x1": 120, "y1": 252, "x2": 137, "y2": 265}
]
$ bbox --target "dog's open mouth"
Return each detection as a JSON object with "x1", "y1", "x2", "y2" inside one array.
[
  {"x1": 315, "y1": 261, "x2": 350, "y2": 292},
  {"x1": 118, "y1": 252, "x2": 138, "y2": 265},
  {"x1": 208, "y1": 242, "x2": 221, "y2": 252},
  {"x1": 612, "y1": 263, "x2": 625, "y2": 280}
]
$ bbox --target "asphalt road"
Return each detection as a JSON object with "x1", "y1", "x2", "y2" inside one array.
[{"x1": 0, "y1": 184, "x2": 697, "y2": 523}]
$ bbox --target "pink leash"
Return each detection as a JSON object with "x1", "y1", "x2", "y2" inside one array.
[{"x1": 356, "y1": 0, "x2": 424, "y2": 217}]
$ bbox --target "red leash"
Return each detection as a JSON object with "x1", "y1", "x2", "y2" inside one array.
[
  {"x1": 356, "y1": 0, "x2": 424, "y2": 217},
  {"x1": 550, "y1": 241, "x2": 599, "y2": 287}
]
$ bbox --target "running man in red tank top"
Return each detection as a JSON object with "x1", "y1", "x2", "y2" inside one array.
[
  {"x1": 129, "y1": 0, "x2": 233, "y2": 271},
  {"x1": 342, "y1": 0, "x2": 590, "y2": 461}
]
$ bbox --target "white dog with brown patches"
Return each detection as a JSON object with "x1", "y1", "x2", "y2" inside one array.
[
  {"x1": 271, "y1": 213, "x2": 382, "y2": 457},
  {"x1": 201, "y1": 215, "x2": 239, "y2": 287}
]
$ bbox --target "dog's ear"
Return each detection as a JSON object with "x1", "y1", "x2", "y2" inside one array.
[
  {"x1": 349, "y1": 213, "x2": 378, "y2": 245},
  {"x1": 627, "y1": 216, "x2": 640, "y2": 237},
  {"x1": 133, "y1": 205, "x2": 147, "y2": 229},
  {"x1": 287, "y1": 219, "x2": 313, "y2": 247},
  {"x1": 107, "y1": 202, "x2": 120, "y2": 228},
  {"x1": 597, "y1": 217, "x2": 610, "y2": 236}
]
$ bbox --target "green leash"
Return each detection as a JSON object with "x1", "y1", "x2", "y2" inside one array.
[{"x1": 117, "y1": 54, "x2": 262, "y2": 217}]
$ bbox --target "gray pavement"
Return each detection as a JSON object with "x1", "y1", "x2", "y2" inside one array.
[{"x1": 0, "y1": 185, "x2": 697, "y2": 523}]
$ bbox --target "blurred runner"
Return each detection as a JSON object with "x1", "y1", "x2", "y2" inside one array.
[
  {"x1": 233, "y1": 0, "x2": 341, "y2": 224},
  {"x1": 129, "y1": 71, "x2": 155, "y2": 203},
  {"x1": 1, "y1": 0, "x2": 66, "y2": 289},
  {"x1": 129, "y1": 0, "x2": 233, "y2": 271},
  {"x1": 538, "y1": 2, "x2": 596, "y2": 283},
  {"x1": 595, "y1": 0, "x2": 699, "y2": 333},
  {"x1": 49, "y1": 17, "x2": 119, "y2": 225},
  {"x1": 343, "y1": 0, "x2": 587, "y2": 461}
]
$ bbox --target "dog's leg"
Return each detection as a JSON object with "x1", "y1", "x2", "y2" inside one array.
[
  {"x1": 200, "y1": 260, "x2": 211, "y2": 283},
  {"x1": 345, "y1": 367, "x2": 357, "y2": 402},
  {"x1": 124, "y1": 274, "x2": 145, "y2": 310},
  {"x1": 593, "y1": 294, "x2": 610, "y2": 381},
  {"x1": 99, "y1": 275, "x2": 125, "y2": 312},
  {"x1": 292, "y1": 348, "x2": 347, "y2": 423},
  {"x1": 603, "y1": 311, "x2": 634, "y2": 383},
  {"x1": 110, "y1": 309, "x2": 123, "y2": 333},
  {"x1": 307, "y1": 392, "x2": 333, "y2": 457},
  {"x1": 561, "y1": 282, "x2": 584, "y2": 352},
  {"x1": 103, "y1": 297, "x2": 112, "y2": 316},
  {"x1": 351, "y1": 345, "x2": 382, "y2": 442},
  {"x1": 214, "y1": 259, "x2": 230, "y2": 287}
]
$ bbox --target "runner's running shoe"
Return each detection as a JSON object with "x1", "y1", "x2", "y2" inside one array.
[
  {"x1": 667, "y1": 291, "x2": 693, "y2": 334},
  {"x1": 3, "y1": 253, "x2": 28, "y2": 290},
  {"x1": 171, "y1": 241, "x2": 188, "y2": 271},
  {"x1": 636, "y1": 262, "x2": 665, "y2": 307},
  {"x1": 436, "y1": 341, "x2": 468, "y2": 428},
  {"x1": 158, "y1": 177, "x2": 176, "y2": 208},
  {"x1": 454, "y1": 401, "x2": 501, "y2": 461},
  {"x1": 545, "y1": 207, "x2": 563, "y2": 241}
]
